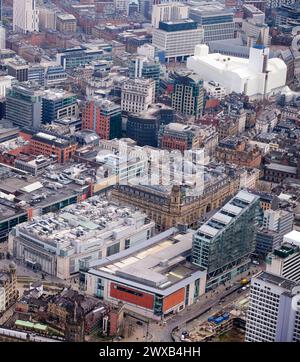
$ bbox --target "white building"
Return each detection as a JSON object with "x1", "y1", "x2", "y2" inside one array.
[
  {"x1": 151, "y1": 2, "x2": 189, "y2": 28},
  {"x1": 266, "y1": 230, "x2": 300, "y2": 282},
  {"x1": 114, "y1": 0, "x2": 130, "y2": 12},
  {"x1": 0, "y1": 75, "x2": 14, "y2": 98},
  {"x1": 9, "y1": 196, "x2": 155, "y2": 280},
  {"x1": 152, "y1": 19, "x2": 204, "y2": 62},
  {"x1": 187, "y1": 44, "x2": 287, "y2": 99},
  {"x1": 121, "y1": 78, "x2": 155, "y2": 114},
  {"x1": 13, "y1": 0, "x2": 39, "y2": 34},
  {"x1": 0, "y1": 25, "x2": 6, "y2": 49},
  {"x1": 245, "y1": 271, "x2": 300, "y2": 342},
  {"x1": 137, "y1": 44, "x2": 156, "y2": 59},
  {"x1": 0, "y1": 287, "x2": 5, "y2": 312},
  {"x1": 204, "y1": 81, "x2": 228, "y2": 100}
]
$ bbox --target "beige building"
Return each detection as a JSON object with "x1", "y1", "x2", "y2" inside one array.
[
  {"x1": 112, "y1": 172, "x2": 241, "y2": 231},
  {"x1": 56, "y1": 14, "x2": 77, "y2": 33},
  {"x1": 0, "y1": 264, "x2": 18, "y2": 310}
]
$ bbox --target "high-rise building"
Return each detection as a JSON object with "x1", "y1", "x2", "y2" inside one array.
[
  {"x1": 82, "y1": 97, "x2": 122, "y2": 140},
  {"x1": 37, "y1": 6, "x2": 57, "y2": 30},
  {"x1": 42, "y1": 89, "x2": 78, "y2": 124},
  {"x1": 171, "y1": 71, "x2": 205, "y2": 119},
  {"x1": 126, "y1": 103, "x2": 174, "y2": 147},
  {"x1": 151, "y1": 2, "x2": 189, "y2": 28},
  {"x1": 6, "y1": 83, "x2": 44, "y2": 129},
  {"x1": 152, "y1": 19, "x2": 204, "y2": 62},
  {"x1": 121, "y1": 78, "x2": 155, "y2": 114},
  {"x1": 188, "y1": 1, "x2": 235, "y2": 43},
  {"x1": 245, "y1": 271, "x2": 300, "y2": 342},
  {"x1": 266, "y1": 230, "x2": 300, "y2": 282},
  {"x1": 129, "y1": 55, "x2": 161, "y2": 96},
  {"x1": 13, "y1": 0, "x2": 39, "y2": 34},
  {"x1": 192, "y1": 190, "x2": 260, "y2": 290},
  {"x1": 256, "y1": 208, "x2": 294, "y2": 255},
  {"x1": 275, "y1": 3, "x2": 300, "y2": 27}
]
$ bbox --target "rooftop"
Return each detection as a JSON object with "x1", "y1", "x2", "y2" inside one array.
[
  {"x1": 88, "y1": 228, "x2": 205, "y2": 293},
  {"x1": 256, "y1": 271, "x2": 298, "y2": 291},
  {"x1": 0, "y1": 163, "x2": 98, "y2": 223},
  {"x1": 17, "y1": 195, "x2": 151, "y2": 250},
  {"x1": 197, "y1": 190, "x2": 259, "y2": 240}
]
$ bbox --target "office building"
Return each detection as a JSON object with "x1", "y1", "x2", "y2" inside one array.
[
  {"x1": 10, "y1": 196, "x2": 155, "y2": 280},
  {"x1": 45, "y1": 65, "x2": 68, "y2": 87},
  {"x1": 187, "y1": 44, "x2": 287, "y2": 99},
  {"x1": 266, "y1": 230, "x2": 300, "y2": 282},
  {"x1": 126, "y1": 103, "x2": 174, "y2": 147},
  {"x1": 188, "y1": 1, "x2": 235, "y2": 43},
  {"x1": 151, "y1": 2, "x2": 189, "y2": 28},
  {"x1": 7, "y1": 61, "x2": 29, "y2": 82},
  {"x1": 0, "y1": 75, "x2": 14, "y2": 98},
  {"x1": 13, "y1": 0, "x2": 39, "y2": 34},
  {"x1": 245, "y1": 271, "x2": 300, "y2": 342},
  {"x1": 28, "y1": 64, "x2": 46, "y2": 86},
  {"x1": 6, "y1": 83, "x2": 44, "y2": 129},
  {"x1": 56, "y1": 13, "x2": 77, "y2": 33},
  {"x1": 56, "y1": 45, "x2": 112, "y2": 70},
  {"x1": 82, "y1": 98, "x2": 122, "y2": 140},
  {"x1": 121, "y1": 78, "x2": 155, "y2": 114},
  {"x1": 152, "y1": 19, "x2": 204, "y2": 62},
  {"x1": 242, "y1": 20, "x2": 269, "y2": 47},
  {"x1": 129, "y1": 55, "x2": 161, "y2": 95},
  {"x1": 192, "y1": 190, "x2": 260, "y2": 290},
  {"x1": 42, "y1": 89, "x2": 78, "y2": 124},
  {"x1": 38, "y1": 6, "x2": 57, "y2": 30},
  {"x1": 81, "y1": 228, "x2": 207, "y2": 320},
  {"x1": 275, "y1": 3, "x2": 300, "y2": 27},
  {"x1": 171, "y1": 71, "x2": 205, "y2": 119},
  {"x1": 158, "y1": 122, "x2": 214, "y2": 152},
  {"x1": 256, "y1": 209, "x2": 294, "y2": 257},
  {"x1": 243, "y1": 4, "x2": 265, "y2": 23},
  {"x1": 29, "y1": 132, "x2": 77, "y2": 164}
]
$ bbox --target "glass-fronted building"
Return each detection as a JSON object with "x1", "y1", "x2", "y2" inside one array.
[{"x1": 192, "y1": 190, "x2": 260, "y2": 290}]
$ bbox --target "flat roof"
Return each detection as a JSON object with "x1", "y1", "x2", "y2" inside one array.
[
  {"x1": 283, "y1": 230, "x2": 300, "y2": 246},
  {"x1": 256, "y1": 271, "x2": 298, "y2": 291},
  {"x1": 265, "y1": 163, "x2": 297, "y2": 174},
  {"x1": 88, "y1": 229, "x2": 205, "y2": 292}
]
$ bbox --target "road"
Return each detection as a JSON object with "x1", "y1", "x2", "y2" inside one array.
[{"x1": 145, "y1": 266, "x2": 262, "y2": 342}]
